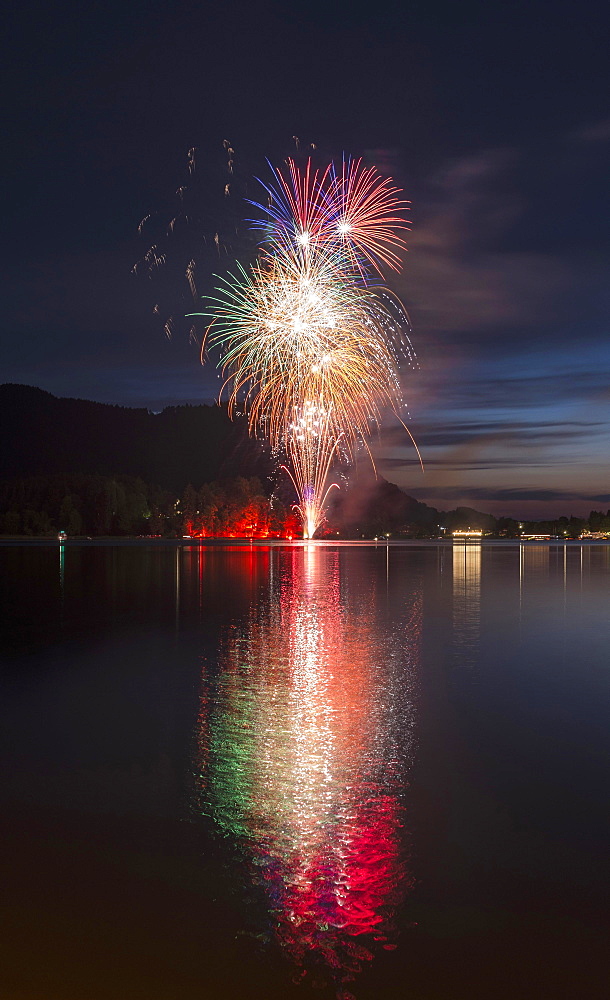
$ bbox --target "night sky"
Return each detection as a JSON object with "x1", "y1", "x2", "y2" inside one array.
[{"x1": 3, "y1": 0, "x2": 609, "y2": 518}]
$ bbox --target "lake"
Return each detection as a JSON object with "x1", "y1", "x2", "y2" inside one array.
[{"x1": 1, "y1": 541, "x2": 608, "y2": 999}]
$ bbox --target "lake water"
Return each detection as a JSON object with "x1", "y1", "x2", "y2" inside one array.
[{"x1": 1, "y1": 541, "x2": 608, "y2": 999}]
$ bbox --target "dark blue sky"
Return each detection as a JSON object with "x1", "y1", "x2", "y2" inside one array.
[{"x1": 2, "y1": 0, "x2": 609, "y2": 517}]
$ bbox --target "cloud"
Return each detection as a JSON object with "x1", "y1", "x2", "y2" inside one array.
[
  {"x1": 381, "y1": 456, "x2": 573, "y2": 474},
  {"x1": 382, "y1": 417, "x2": 604, "y2": 452},
  {"x1": 403, "y1": 486, "x2": 590, "y2": 503},
  {"x1": 570, "y1": 118, "x2": 610, "y2": 143},
  {"x1": 395, "y1": 150, "x2": 573, "y2": 346},
  {"x1": 438, "y1": 371, "x2": 610, "y2": 410},
  {"x1": 383, "y1": 484, "x2": 610, "y2": 519}
]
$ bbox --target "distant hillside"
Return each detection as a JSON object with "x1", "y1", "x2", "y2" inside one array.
[
  {"x1": 328, "y1": 472, "x2": 441, "y2": 536},
  {"x1": 1, "y1": 384, "x2": 515, "y2": 537},
  {"x1": 0, "y1": 384, "x2": 270, "y2": 491}
]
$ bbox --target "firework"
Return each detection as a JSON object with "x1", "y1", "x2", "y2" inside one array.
[
  {"x1": 248, "y1": 156, "x2": 410, "y2": 274},
  {"x1": 195, "y1": 546, "x2": 417, "y2": 987},
  {"x1": 193, "y1": 156, "x2": 418, "y2": 538},
  {"x1": 133, "y1": 140, "x2": 253, "y2": 343},
  {"x1": 247, "y1": 158, "x2": 334, "y2": 255}
]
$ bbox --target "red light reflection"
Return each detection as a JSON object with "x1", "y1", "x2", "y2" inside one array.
[{"x1": 196, "y1": 546, "x2": 420, "y2": 994}]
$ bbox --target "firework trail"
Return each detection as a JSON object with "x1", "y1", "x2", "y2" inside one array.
[
  {"x1": 133, "y1": 140, "x2": 254, "y2": 344},
  {"x1": 193, "y1": 156, "x2": 419, "y2": 538}
]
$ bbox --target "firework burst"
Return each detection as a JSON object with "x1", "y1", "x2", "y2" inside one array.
[
  {"x1": 192, "y1": 156, "x2": 419, "y2": 538},
  {"x1": 248, "y1": 156, "x2": 410, "y2": 274}
]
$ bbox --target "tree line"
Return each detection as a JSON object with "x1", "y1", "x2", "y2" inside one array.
[
  {"x1": 2, "y1": 471, "x2": 609, "y2": 539},
  {"x1": 0, "y1": 474, "x2": 299, "y2": 538}
]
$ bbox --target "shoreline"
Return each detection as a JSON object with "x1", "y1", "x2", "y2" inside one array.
[{"x1": 1, "y1": 536, "x2": 609, "y2": 548}]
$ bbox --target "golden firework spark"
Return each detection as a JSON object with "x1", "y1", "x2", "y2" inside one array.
[{"x1": 192, "y1": 158, "x2": 419, "y2": 538}]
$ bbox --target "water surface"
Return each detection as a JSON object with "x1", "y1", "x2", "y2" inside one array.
[{"x1": 1, "y1": 542, "x2": 608, "y2": 999}]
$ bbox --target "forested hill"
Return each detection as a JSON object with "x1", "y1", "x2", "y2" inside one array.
[
  {"x1": 2, "y1": 385, "x2": 602, "y2": 539},
  {"x1": 0, "y1": 384, "x2": 269, "y2": 490}
]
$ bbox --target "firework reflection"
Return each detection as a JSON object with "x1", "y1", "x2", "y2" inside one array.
[{"x1": 196, "y1": 546, "x2": 420, "y2": 996}]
